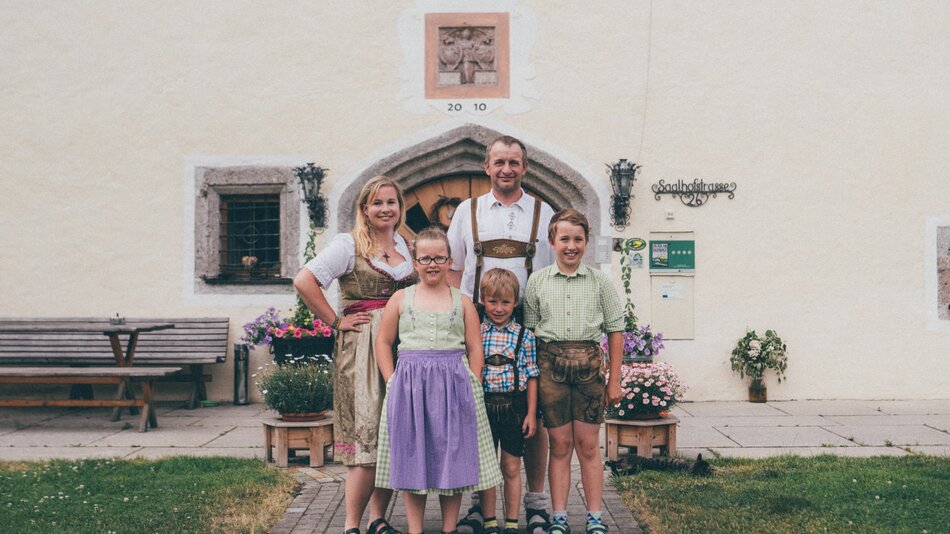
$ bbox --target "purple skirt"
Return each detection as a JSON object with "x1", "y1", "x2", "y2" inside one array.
[{"x1": 386, "y1": 349, "x2": 478, "y2": 490}]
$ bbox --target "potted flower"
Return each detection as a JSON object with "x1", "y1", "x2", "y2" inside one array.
[
  {"x1": 606, "y1": 361, "x2": 687, "y2": 420},
  {"x1": 242, "y1": 308, "x2": 334, "y2": 365},
  {"x1": 602, "y1": 238, "x2": 685, "y2": 420},
  {"x1": 730, "y1": 329, "x2": 788, "y2": 402},
  {"x1": 255, "y1": 355, "x2": 334, "y2": 421}
]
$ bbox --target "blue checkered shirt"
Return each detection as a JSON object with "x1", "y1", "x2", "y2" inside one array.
[{"x1": 481, "y1": 320, "x2": 540, "y2": 394}]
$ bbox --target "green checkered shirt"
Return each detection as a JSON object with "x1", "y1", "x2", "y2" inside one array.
[{"x1": 524, "y1": 263, "x2": 625, "y2": 342}]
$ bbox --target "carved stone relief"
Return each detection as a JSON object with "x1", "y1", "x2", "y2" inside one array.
[
  {"x1": 425, "y1": 13, "x2": 509, "y2": 99},
  {"x1": 438, "y1": 26, "x2": 497, "y2": 86}
]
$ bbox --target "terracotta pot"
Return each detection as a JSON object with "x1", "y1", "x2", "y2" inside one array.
[
  {"x1": 280, "y1": 410, "x2": 330, "y2": 422},
  {"x1": 748, "y1": 378, "x2": 767, "y2": 403}
]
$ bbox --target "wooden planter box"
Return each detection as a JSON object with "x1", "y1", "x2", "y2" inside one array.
[
  {"x1": 605, "y1": 415, "x2": 679, "y2": 460},
  {"x1": 270, "y1": 336, "x2": 335, "y2": 365},
  {"x1": 262, "y1": 415, "x2": 334, "y2": 468}
]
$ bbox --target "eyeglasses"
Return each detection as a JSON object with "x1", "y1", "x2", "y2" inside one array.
[{"x1": 415, "y1": 255, "x2": 449, "y2": 265}]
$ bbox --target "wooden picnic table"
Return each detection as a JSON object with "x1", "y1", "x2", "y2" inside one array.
[{"x1": 0, "y1": 320, "x2": 175, "y2": 423}]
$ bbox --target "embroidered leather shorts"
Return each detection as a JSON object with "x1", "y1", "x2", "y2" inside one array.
[
  {"x1": 537, "y1": 340, "x2": 606, "y2": 428},
  {"x1": 484, "y1": 391, "x2": 528, "y2": 457}
]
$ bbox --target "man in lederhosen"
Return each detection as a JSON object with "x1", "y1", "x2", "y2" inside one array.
[{"x1": 447, "y1": 135, "x2": 556, "y2": 534}]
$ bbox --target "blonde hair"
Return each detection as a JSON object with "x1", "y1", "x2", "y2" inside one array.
[
  {"x1": 352, "y1": 176, "x2": 406, "y2": 259},
  {"x1": 412, "y1": 227, "x2": 452, "y2": 258},
  {"x1": 480, "y1": 268, "x2": 520, "y2": 301}
]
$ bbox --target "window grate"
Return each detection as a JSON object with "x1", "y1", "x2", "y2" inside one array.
[{"x1": 219, "y1": 195, "x2": 281, "y2": 277}]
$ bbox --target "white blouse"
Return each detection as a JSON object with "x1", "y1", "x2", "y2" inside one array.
[{"x1": 305, "y1": 233, "x2": 414, "y2": 288}]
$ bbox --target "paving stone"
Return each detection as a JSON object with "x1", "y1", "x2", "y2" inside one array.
[
  {"x1": 709, "y1": 446, "x2": 908, "y2": 458},
  {"x1": 717, "y1": 426, "x2": 856, "y2": 447},
  {"x1": 768, "y1": 400, "x2": 882, "y2": 416},
  {"x1": 91, "y1": 425, "x2": 228, "y2": 447},
  {"x1": 186, "y1": 415, "x2": 267, "y2": 427},
  {"x1": 677, "y1": 425, "x2": 741, "y2": 448},
  {"x1": 675, "y1": 401, "x2": 788, "y2": 417},
  {"x1": 824, "y1": 414, "x2": 950, "y2": 427},
  {"x1": 0, "y1": 445, "x2": 139, "y2": 461},
  {"x1": 0, "y1": 427, "x2": 120, "y2": 447},
  {"x1": 202, "y1": 426, "x2": 263, "y2": 447},
  {"x1": 906, "y1": 445, "x2": 950, "y2": 456},
  {"x1": 677, "y1": 415, "x2": 835, "y2": 427},
  {"x1": 829, "y1": 424, "x2": 950, "y2": 446},
  {"x1": 869, "y1": 399, "x2": 950, "y2": 415}
]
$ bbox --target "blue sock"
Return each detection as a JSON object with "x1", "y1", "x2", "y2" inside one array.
[
  {"x1": 587, "y1": 512, "x2": 603, "y2": 525},
  {"x1": 552, "y1": 511, "x2": 568, "y2": 525}
]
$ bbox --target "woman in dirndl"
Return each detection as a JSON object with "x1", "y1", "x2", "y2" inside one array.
[{"x1": 294, "y1": 175, "x2": 416, "y2": 534}]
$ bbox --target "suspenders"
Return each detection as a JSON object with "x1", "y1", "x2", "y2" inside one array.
[{"x1": 470, "y1": 194, "x2": 543, "y2": 304}]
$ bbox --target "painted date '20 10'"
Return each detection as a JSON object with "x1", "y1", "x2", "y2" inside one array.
[{"x1": 447, "y1": 102, "x2": 487, "y2": 112}]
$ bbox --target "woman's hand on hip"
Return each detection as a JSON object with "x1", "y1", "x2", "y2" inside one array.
[{"x1": 339, "y1": 312, "x2": 371, "y2": 332}]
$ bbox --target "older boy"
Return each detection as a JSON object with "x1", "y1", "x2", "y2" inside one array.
[
  {"x1": 472, "y1": 268, "x2": 540, "y2": 534},
  {"x1": 524, "y1": 209, "x2": 624, "y2": 534}
]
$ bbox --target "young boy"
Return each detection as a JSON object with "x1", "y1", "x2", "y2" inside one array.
[
  {"x1": 524, "y1": 209, "x2": 624, "y2": 534},
  {"x1": 468, "y1": 268, "x2": 540, "y2": 534}
]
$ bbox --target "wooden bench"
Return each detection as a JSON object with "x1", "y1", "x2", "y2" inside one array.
[
  {"x1": 0, "y1": 317, "x2": 229, "y2": 410},
  {"x1": 0, "y1": 367, "x2": 182, "y2": 431}
]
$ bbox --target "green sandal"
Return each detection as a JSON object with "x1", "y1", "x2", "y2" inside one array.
[{"x1": 586, "y1": 522, "x2": 608, "y2": 534}]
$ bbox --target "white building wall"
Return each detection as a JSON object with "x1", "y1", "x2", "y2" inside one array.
[{"x1": 1, "y1": 1, "x2": 948, "y2": 401}]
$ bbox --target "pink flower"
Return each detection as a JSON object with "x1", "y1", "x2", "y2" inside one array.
[{"x1": 618, "y1": 410, "x2": 625, "y2": 416}]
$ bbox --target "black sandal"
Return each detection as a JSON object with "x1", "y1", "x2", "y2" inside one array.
[
  {"x1": 345, "y1": 529, "x2": 361, "y2": 534},
  {"x1": 368, "y1": 517, "x2": 402, "y2": 534},
  {"x1": 457, "y1": 505, "x2": 484, "y2": 534},
  {"x1": 526, "y1": 508, "x2": 551, "y2": 534}
]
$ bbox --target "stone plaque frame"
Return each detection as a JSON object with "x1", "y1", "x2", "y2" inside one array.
[{"x1": 425, "y1": 12, "x2": 510, "y2": 99}]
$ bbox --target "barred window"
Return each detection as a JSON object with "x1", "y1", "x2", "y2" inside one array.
[{"x1": 218, "y1": 195, "x2": 282, "y2": 279}]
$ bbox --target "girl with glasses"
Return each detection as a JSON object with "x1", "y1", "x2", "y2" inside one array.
[{"x1": 375, "y1": 227, "x2": 502, "y2": 534}]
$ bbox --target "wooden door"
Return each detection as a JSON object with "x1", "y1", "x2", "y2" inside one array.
[{"x1": 400, "y1": 174, "x2": 491, "y2": 239}]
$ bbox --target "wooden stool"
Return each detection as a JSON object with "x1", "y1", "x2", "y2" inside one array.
[
  {"x1": 262, "y1": 416, "x2": 334, "y2": 467},
  {"x1": 605, "y1": 416, "x2": 679, "y2": 460}
]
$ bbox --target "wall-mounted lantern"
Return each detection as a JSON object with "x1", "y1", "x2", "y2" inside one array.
[
  {"x1": 294, "y1": 163, "x2": 329, "y2": 230},
  {"x1": 606, "y1": 158, "x2": 641, "y2": 231}
]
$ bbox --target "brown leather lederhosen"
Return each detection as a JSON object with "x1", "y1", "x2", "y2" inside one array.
[{"x1": 470, "y1": 194, "x2": 544, "y2": 310}]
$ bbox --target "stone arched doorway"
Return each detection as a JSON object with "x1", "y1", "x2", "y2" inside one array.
[{"x1": 338, "y1": 124, "x2": 603, "y2": 263}]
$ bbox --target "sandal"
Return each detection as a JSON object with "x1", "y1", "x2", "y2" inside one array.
[
  {"x1": 345, "y1": 529, "x2": 361, "y2": 534},
  {"x1": 456, "y1": 505, "x2": 484, "y2": 534},
  {"x1": 546, "y1": 523, "x2": 570, "y2": 534},
  {"x1": 586, "y1": 522, "x2": 608, "y2": 534},
  {"x1": 526, "y1": 508, "x2": 551, "y2": 534},
  {"x1": 368, "y1": 517, "x2": 402, "y2": 534}
]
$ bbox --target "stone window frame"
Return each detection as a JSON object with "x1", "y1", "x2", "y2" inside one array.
[{"x1": 193, "y1": 165, "x2": 301, "y2": 295}]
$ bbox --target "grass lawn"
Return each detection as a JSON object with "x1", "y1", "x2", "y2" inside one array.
[
  {"x1": 0, "y1": 456, "x2": 298, "y2": 533},
  {"x1": 613, "y1": 454, "x2": 950, "y2": 534}
]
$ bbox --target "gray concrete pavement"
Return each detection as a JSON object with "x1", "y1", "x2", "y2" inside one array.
[{"x1": 2, "y1": 399, "x2": 948, "y2": 533}]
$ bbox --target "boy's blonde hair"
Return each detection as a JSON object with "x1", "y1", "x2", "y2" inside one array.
[
  {"x1": 547, "y1": 208, "x2": 590, "y2": 242},
  {"x1": 479, "y1": 268, "x2": 520, "y2": 301},
  {"x1": 352, "y1": 176, "x2": 406, "y2": 259}
]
